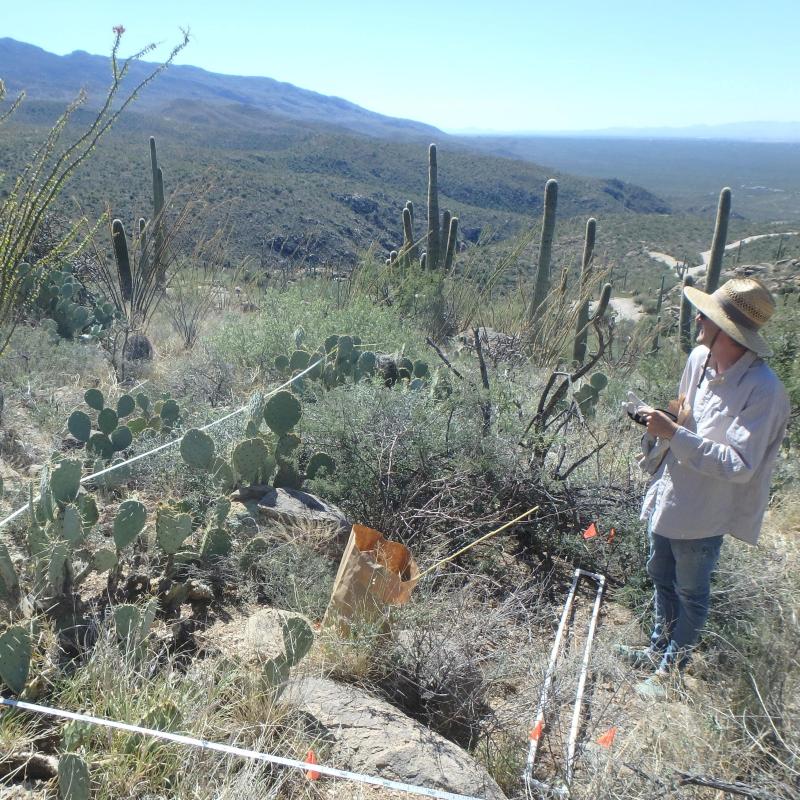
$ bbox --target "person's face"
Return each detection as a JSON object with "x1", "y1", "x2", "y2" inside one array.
[{"x1": 695, "y1": 310, "x2": 720, "y2": 348}]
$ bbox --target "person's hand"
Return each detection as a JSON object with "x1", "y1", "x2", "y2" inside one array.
[{"x1": 645, "y1": 409, "x2": 679, "y2": 439}]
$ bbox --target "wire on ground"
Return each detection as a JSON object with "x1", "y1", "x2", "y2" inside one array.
[{"x1": 0, "y1": 698, "x2": 482, "y2": 800}]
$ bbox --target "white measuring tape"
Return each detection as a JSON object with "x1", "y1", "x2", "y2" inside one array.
[
  {"x1": 0, "y1": 698, "x2": 483, "y2": 800},
  {"x1": 0, "y1": 356, "x2": 326, "y2": 530}
]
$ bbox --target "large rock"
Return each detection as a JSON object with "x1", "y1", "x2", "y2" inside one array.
[
  {"x1": 284, "y1": 676, "x2": 506, "y2": 800},
  {"x1": 231, "y1": 487, "x2": 351, "y2": 556}
]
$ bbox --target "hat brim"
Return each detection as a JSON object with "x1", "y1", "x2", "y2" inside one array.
[{"x1": 683, "y1": 286, "x2": 772, "y2": 357}]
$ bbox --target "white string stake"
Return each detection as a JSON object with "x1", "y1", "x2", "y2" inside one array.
[
  {"x1": 0, "y1": 698, "x2": 482, "y2": 800},
  {"x1": 0, "y1": 356, "x2": 326, "y2": 530}
]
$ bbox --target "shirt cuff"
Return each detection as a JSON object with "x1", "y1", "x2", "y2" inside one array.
[{"x1": 668, "y1": 426, "x2": 698, "y2": 461}]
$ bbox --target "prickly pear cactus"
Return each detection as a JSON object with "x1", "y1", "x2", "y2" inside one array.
[
  {"x1": 156, "y1": 506, "x2": 193, "y2": 555},
  {"x1": 58, "y1": 752, "x2": 91, "y2": 800},
  {"x1": 0, "y1": 624, "x2": 31, "y2": 694},
  {"x1": 0, "y1": 543, "x2": 20, "y2": 600},
  {"x1": 263, "y1": 391, "x2": 302, "y2": 436},
  {"x1": 67, "y1": 411, "x2": 91, "y2": 443},
  {"x1": 261, "y1": 616, "x2": 314, "y2": 698},
  {"x1": 282, "y1": 616, "x2": 314, "y2": 666},
  {"x1": 113, "y1": 598, "x2": 158, "y2": 653},
  {"x1": 180, "y1": 428, "x2": 216, "y2": 470},
  {"x1": 113, "y1": 499, "x2": 147, "y2": 550},
  {"x1": 49, "y1": 459, "x2": 82, "y2": 506},
  {"x1": 232, "y1": 438, "x2": 276, "y2": 485},
  {"x1": 84, "y1": 389, "x2": 104, "y2": 411},
  {"x1": 306, "y1": 452, "x2": 335, "y2": 480},
  {"x1": 200, "y1": 527, "x2": 232, "y2": 560}
]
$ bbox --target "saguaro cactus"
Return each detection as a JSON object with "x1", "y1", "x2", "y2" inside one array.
[
  {"x1": 652, "y1": 274, "x2": 666, "y2": 351},
  {"x1": 443, "y1": 216, "x2": 459, "y2": 272},
  {"x1": 705, "y1": 187, "x2": 731, "y2": 294},
  {"x1": 679, "y1": 275, "x2": 695, "y2": 353},
  {"x1": 529, "y1": 179, "x2": 558, "y2": 323},
  {"x1": 594, "y1": 282, "x2": 612, "y2": 321},
  {"x1": 572, "y1": 217, "x2": 596, "y2": 363},
  {"x1": 112, "y1": 219, "x2": 133, "y2": 302},
  {"x1": 402, "y1": 205, "x2": 416, "y2": 263},
  {"x1": 427, "y1": 144, "x2": 440, "y2": 269},
  {"x1": 150, "y1": 136, "x2": 166, "y2": 285}
]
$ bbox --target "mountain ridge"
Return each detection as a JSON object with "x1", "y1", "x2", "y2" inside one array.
[{"x1": 0, "y1": 37, "x2": 441, "y2": 140}]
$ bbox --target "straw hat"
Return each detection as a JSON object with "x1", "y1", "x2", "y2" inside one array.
[{"x1": 683, "y1": 277, "x2": 775, "y2": 357}]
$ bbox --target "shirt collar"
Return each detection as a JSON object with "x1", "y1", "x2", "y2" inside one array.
[{"x1": 707, "y1": 349, "x2": 759, "y2": 386}]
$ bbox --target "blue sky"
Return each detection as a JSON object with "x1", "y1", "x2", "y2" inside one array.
[{"x1": 3, "y1": 1, "x2": 798, "y2": 133}]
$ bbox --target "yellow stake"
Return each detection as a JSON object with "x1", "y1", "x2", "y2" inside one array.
[{"x1": 417, "y1": 505, "x2": 539, "y2": 579}]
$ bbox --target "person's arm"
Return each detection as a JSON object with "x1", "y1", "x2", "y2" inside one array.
[{"x1": 667, "y1": 385, "x2": 788, "y2": 483}]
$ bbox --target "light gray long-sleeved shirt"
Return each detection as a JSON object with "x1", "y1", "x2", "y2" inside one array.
[{"x1": 640, "y1": 345, "x2": 790, "y2": 544}]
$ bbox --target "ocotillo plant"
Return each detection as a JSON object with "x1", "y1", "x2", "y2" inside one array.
[
  {"x1": 572, "y1": 217, "x2": 596, "y2": 363},
  {"x1": 705, "y1": 187, "x2": 731, "y2": 294},
  {"x1": 529, "y1": 179, "x2": 558, "y2": 324},
  {"x1": 679, "y1": 275, "x2": 695, "y2": 353}
]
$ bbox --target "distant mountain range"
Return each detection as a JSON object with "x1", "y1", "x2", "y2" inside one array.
[
  {"x1": 1, "y1": 37, "x2": 686, "y2": 265},
  {"x1": 454, "y1": 122, "x2": 800, "y2": 143},
  {"x1": 4, "y1": 36, "x2": 798, "y2": 269},
  {"x1": 0, "y1": 37, "x2": 441, "y2": 141}
]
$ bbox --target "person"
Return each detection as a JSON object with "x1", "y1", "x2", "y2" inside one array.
[{"x1": 619, "y1": 277, "x2": 790, "y2": 698}]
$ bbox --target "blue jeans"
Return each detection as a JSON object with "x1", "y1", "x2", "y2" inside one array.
[{"x1": 646, "y1": 528, "x2": 723, "y2": 670}]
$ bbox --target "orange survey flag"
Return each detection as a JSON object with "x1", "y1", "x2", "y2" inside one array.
[
  {"x1": 529, "y1": 720, "x2": 544, "y2": 741},
  {"x1": 596, "y1": 726, "x2": 618, "y2": 747},
  {"x1": 305, "y1": 749, "x2": 320, "y2": 780},
  {"x1": 607, "y1": 527, "x2": 616, "y2": 543},
  {"x1": 582, "y1": 522, "x2": 598, "y2": 540}
]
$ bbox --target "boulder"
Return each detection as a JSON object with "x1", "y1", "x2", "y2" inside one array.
[
  {"x1": 231, "y1": 486, "x2": 350, "y2": 545},
  {"x1": 284, "y1": 676, "x2": 506, "y2": 800}
]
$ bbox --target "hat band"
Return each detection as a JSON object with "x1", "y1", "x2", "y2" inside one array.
[{"x1": 717, "y1": 295, "x2": 760, "y2": 331}]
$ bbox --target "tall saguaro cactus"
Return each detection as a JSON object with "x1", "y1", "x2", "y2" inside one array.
[
  {"x1": 679, "y1": 275, "x2": 695, "y2": 353},
  {"x1": 443, "y1": 215, "x2": 459, "y2": 272},
  {"x1": 572, "y1": 217, "x2": 596, "y2": 363},
  {"x1": 402, "y1": 205, "x2": 416, "y2": 263},
  {"x1": 150, "y1": 136, "x2": 166, "y2": 285},
  {"x1": 529, "y1": 178, "x2": 558, "y2": 323},
  {"x1": 397, "y1": 145, "x2": 458, "y2": 271},
  {"x1": 427, "y1": 144, "x2": 440, "y2": 269},
  {"x1": 705, "y1": 187, "x2": 731, "y2": 294},
  {"x1": 652, "y1": 273, "x2": 667, "y2": 351}
]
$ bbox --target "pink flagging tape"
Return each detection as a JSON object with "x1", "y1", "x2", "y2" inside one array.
[
  {"x1": 0, "y1": 698, "x2": 483, "y2": 800},
  {"x1": 0, "y1": 357, "x2": 325, "y2": 531}
]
